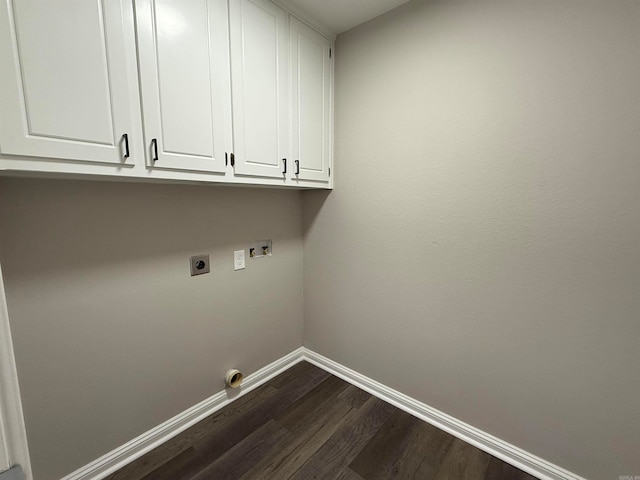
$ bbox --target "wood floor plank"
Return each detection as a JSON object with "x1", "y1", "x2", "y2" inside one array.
[
  {"x1": 287, "y1": 397, "x2": 396, "y2": 480},
  {"x1": 337, "y1": 385, "x2": 372, "y2": 409},
  {"x1": 190, "y1": 420, "x2": 291, "y2": 480},
  {"x1": 276, "y1": 374, "x2": 351, "y2": 432},
  {"x1": 392, "y1": 420, "x2": 455, "y2": 479},
  {"x1": 139, "y1": 447, "x2": 207, "y2": 480},
  {"x1": 337, "y1": 467, "x2": 367, "y2": 480},
  {"x1": 105, "y1": 363, "x2": 533, "y2": 480},
  {"x1": 268, "y1": 361, "x2": 329, "y2": 390},
  {"x1": 484, "y1": 457, "x2": 538, "y2": 480},
  {"x1": 240, "y1": 393, "x2": 354, "y2": 480},
  {"x1": 433, "y1": 438, "x2": 491, "y2": 480},
  {"x1": 103, "y1": 385, "x2": 280, "y2": 480},
  {"x1": 348, "y1": 409, "x2": 419, "y2": 479},
  {"x1": 187, "y1": 385, "x2": 280, "y2": 440},
  {"x1": 193, "y1": 364, "x2": 331, "y2": 463}
]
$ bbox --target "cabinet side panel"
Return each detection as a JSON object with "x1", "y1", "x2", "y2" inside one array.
[{"x1": 298, "y1": 32, "x2": 325, "y2": 173}]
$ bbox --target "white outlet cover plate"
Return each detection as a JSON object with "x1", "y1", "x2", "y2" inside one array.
[{"x1": 234, "y1": 250, "x2": 245, "y2": 271}]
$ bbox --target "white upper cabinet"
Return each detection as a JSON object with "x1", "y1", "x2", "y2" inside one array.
[
  {"x1": 136, "y1": 0, "x2": 232, "y2": 173},
  {"x1": 229, "y1": 0, "x2": 290, "y2": 179},
  {"x1": 0, "y1": 0, "x2": 333, "y2": 188},
  {"x1": 0, "y1": 0, "x2": 138, "y2": 165},
  {"x1": 290, "y1": 18, "x2": 332, "y2": 183}
]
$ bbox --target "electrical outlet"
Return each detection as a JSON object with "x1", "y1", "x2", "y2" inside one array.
[
  {"x1": 234, "y1": 250, "x2": 245, "y2": 271},
  {"x1": 190, "y1": 254, "x2": 210, "y2": 276}
]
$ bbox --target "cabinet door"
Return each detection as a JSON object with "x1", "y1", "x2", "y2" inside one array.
[
  {"x1": 0, "y1": 0, "x2": 136, "y2": 165},
  {"x1": 290, "y1": 18, "x2": 332, "y2": 183},
  {"x1": 229, "y1": 0, "x2": 289, "y2": 179},
  {"x1": 136, "y1": 0, "x2": 231, "y2": 173}
]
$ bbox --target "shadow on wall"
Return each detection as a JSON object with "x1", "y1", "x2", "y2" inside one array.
[
  {"x1": 0, "y1": 177, "x2": 302, "y2": 276},
  {"x1": 302, "y1": 189, "x2": 331, "y2": 235}
]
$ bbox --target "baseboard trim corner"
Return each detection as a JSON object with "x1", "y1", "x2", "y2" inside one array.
[
  {"x1": 62, "y1": 346, "x2": 587, "y2": 480},
  {"x1": 300, "y1": 348, "x2": 586, "y2": 480},
  {"x1": 61, "y1": 347, "x2": 305, "y2": 480}
]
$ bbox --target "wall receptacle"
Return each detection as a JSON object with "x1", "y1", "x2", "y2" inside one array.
[
  {"x1": 190, "y1": 254, "x2": 210, "y2": 276},
  {"x1": 250, "y1": 239, "x2": 272, "y2": 258},
  {"x1": 234, "y1": 250, "x2": 245, "y2": 271}
]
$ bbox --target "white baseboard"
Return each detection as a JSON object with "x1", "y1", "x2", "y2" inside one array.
[
  {"x1": 63, "y1": 346, "x2": 586, "y2": 480},
  {"x1": 62, "y1": 347, "x2": 306, "y2": 480},
  {"x1": 301, "y1": 348, "x2": 587, "y2": 480}
]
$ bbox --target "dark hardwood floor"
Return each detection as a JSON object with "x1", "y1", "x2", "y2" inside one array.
[{"x1": 104, "y1": 361, "x2": 537, "y2": 480}]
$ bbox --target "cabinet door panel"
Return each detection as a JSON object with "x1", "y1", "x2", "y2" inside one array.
[
  {"x1": 136, "y1": 0, "x2": 230, "y2": 172},
  {"x1": 0, "y1": 0, "x2": 135, "y2": 165},
  {"x1": 230, "y1": 0, "x2": 288, "y2": 179},
  {"x1": 290, "y1": 18, "x2": 331, "y2": 182}
]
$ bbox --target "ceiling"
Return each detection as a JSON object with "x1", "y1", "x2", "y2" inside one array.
[{"x1": 273, "y1": 0, "x2": 412, "y2": 37}]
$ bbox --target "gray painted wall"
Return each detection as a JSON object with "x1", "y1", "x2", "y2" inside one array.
[
  {"x1": 0, "y1": 178, "x2": 304, "y2": 480},
  {"x1": 2, "y1": 2, "x2": 640, "y2": 479},
  {"x1": 303, "y1": 1, "x2": 640, "y2": 479}
]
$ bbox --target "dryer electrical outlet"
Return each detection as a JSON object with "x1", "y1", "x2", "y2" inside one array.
[{"x1": 190, "y1": 254, "x2": 210, "y2": 276}]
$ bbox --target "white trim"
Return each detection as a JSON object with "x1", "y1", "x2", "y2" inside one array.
[
  {"x1": 0, "y1": 263, "x2": 32, "y2": 480},
  {"x1": 62, "y1": 347, "x2": 306, "y2": 480},
  {"x1": 61, "y1": 346, "x2": 587, "y2": 480},
  {"x1": 270, "y1": 0, "x2": 336, "y2": 40},
  {"x1": 301, "y1": 348, "x2": 587, "y2": 480},
  {"x1": 0, "y1": 394, "x2": 9, "y2": 475}
]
